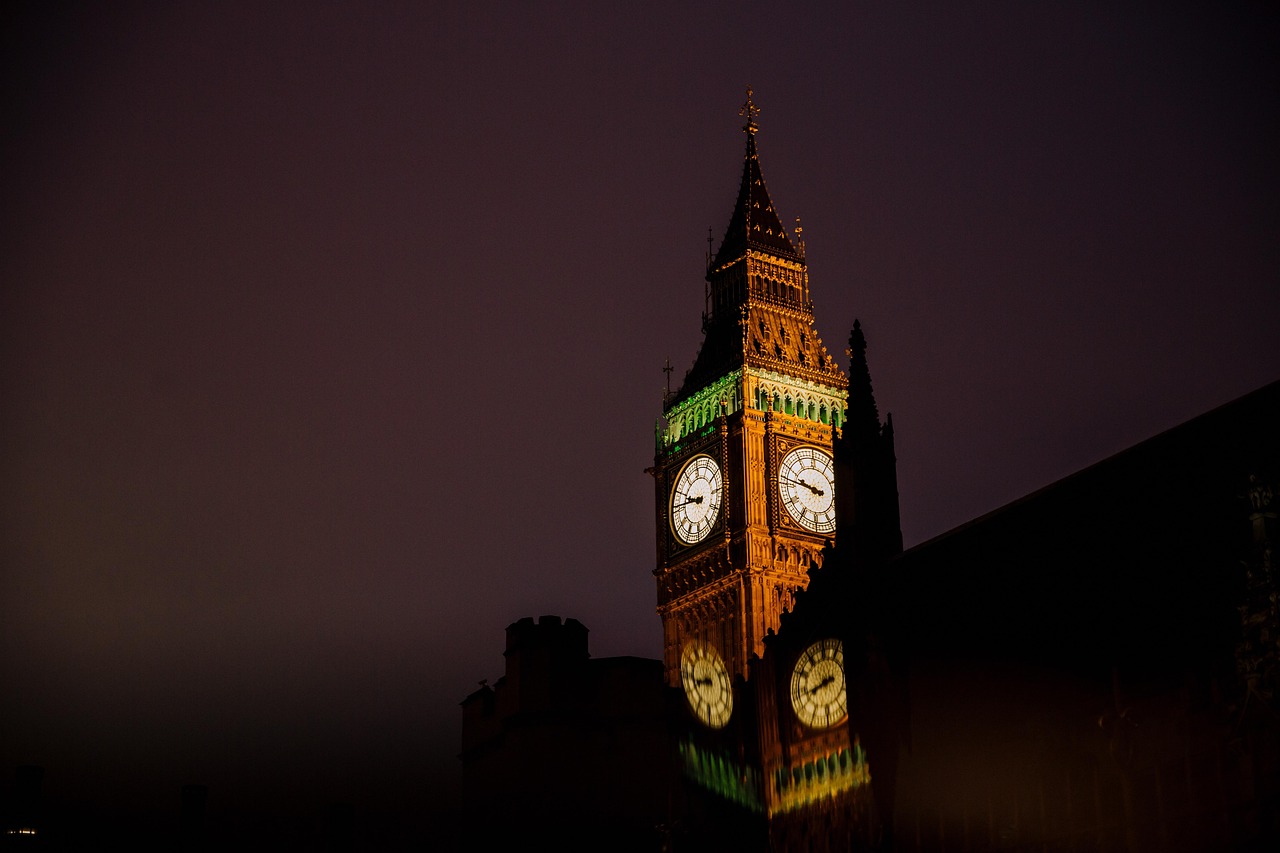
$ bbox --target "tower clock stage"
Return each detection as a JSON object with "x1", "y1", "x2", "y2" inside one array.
[
  {"x1": 462, "y1": 88, "x2": 1280, "y2": 851},
  {"x1": 653, "y1": 88, "x2": 848, "y2": 687}
]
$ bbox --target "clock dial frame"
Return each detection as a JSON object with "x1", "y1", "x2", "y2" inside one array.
[
  {"x1": 670, "y1": 454, "x2": 724, "y2": 545},
  {"x1": 681, "y1": 641, "x2": 732, "y2": 729},
  {"x1": 777, "y1": 446, "x2": 836, "y2": 534},
  {"x1": 789, "y1": 638, "x2": 847, "y2": 729}
]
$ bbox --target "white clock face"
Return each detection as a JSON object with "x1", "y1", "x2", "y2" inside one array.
[
  {"x1": 790, "y1": 638, "x2": 847, "y2": 729},
  {"x1": 778, "y1": 446, "x2": 836, "y2": 534},
  {"x1": 670, "y1": 454, "x2": 723, "y2": 545},
  {"x1": 681, "y1": 641, "x2": 732, "y2": 728}
]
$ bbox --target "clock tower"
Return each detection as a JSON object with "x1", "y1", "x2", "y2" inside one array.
[{"x1": 655, "y1": 90, "x2": 848, "y2": 687}]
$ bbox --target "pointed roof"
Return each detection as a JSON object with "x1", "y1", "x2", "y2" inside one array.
[
  {"x1": 670, "y1": 301, "x2": 844, "y2": 407},
  {"x1": 711, "y1": 89, "x2": 801, "y2": 268},
  {"x1": 666, "y1": 89, "x2": 845, "y2": 410},
  {"x1": 844, "y1": 320, "x2": 883, "y2": 441}
]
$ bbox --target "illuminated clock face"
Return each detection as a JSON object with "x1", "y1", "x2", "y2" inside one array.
[
  {"x1": 778, "y1": 446, "x2": 836, "y2": 534},
  {"x1": 790, "y1": 638, "x2": 847, "y2": 729},
  {"x1": 681, "y1": 641, "x2": 732, "y2": 729},
  {"x1": 670, "y1": 454, "x2": 723, "y2": 545}
]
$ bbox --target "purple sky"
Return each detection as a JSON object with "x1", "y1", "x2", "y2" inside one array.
[{"x1": 3, "y1": 0, "x2": 1277, "y2": 820}]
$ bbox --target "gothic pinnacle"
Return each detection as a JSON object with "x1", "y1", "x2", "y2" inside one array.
[
  {"x1": 846, "y1": 319, "x2": 881, "y2": 437},
  {"x1": 739, "y1": 85, "x2": 760, "y2": 135}
]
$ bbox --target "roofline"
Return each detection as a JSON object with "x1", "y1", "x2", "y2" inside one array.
[{"x1": 898, "y1": 379, "x2": 1280, "y2": 557}]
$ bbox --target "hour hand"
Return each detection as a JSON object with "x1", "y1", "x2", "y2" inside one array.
[
  {"x1": 808, "y1": 674, "x2": 835, "y2": 695},
  {"x1": 781, "y1": 476, "x2": 824, "y2": 497},
  {"x1": 677, "y1": 495, "x2": 704, "y2": 506}
]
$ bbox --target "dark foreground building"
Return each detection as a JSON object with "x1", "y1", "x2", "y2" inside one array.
[
  {"x1": 458, "y1": 616, "x2": 670, "y2": 850},
  {"x1": 460, "y1": 92, "x2": 1280, "y2": 851},
  {"x1": 861, "y1": 378, "x2": 1280, "y2": 851}
]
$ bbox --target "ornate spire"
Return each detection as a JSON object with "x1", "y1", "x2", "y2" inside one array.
[
  {"x1": 739, "y1": 85, "x2": 761, "y2": 135},
  {"x1": 833, "y1": 319, "x2": 904, "y2": 566},
  {"x1": 845, "y1": 319, "x2": 882, "y2": 440},
  {"x1": 711, "y1": 87, "x2": 800, "y2": 269}
]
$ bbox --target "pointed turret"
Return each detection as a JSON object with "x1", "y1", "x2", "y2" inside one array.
[
  {"x1": 833, "y1": 320, "x2": 904, "y2": 567},
  {"x1": 667, "y1": 88, "x2": 843, "y2": 409},
  {"x1": 712, "y1": 89, "x2": 802, "y2": 268},
  {"x1": 844, "y1": 320, "x2": 882, "y2": 441}
]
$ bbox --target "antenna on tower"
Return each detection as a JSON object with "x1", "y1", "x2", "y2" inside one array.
[{"x1": 706, "y1": 226, "x2": 714, "y2": 270}]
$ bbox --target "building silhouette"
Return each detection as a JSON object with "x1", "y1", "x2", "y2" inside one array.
[
  {"x1": 461, "y1": 91, "x2": 1280, "y2": 851},
  {"x1": 458, "y1": 617, "x2": 670, "y2": 850}
]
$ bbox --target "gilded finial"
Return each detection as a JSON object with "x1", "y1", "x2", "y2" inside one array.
[
  {"x1": 794, "y1": 216, "x2": 805, "y2": 257},
  {"x1": 739, "y1": 85, "x2": 760, "y2": 134}
]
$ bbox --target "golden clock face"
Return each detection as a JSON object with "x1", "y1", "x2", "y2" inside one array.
[
  {"x1": 778, "y1": 446, "x2": 836, "y2": 534},
  {"x1": 681, "y1": 641, "x2": 732, "y2": 729},
  {"x1": 670, "y1": 454, "x2": 723, "y2": 545},
  {"x1": 790, "y1": 638, "x2": 847, "y2": 729}
]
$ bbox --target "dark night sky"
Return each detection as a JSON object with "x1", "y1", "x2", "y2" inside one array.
[{"x1": 3, "y1": 0, "x2": 1277, "y2": 824}]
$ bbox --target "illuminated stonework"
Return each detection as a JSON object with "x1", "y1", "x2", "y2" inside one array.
[
  {"x1": 769, "y1": 743, "x2": 870, "y2": 817},
  {"x1": 675, "y1": 738, "x2": 870, "y2": 819},
  {"x1": 654, "y1": 103, "x2": 848, "y2": 687},
  {"x1": 663, "y1": 371, "x2": 742, "y2": 446},
  {"x1": 677, "y1": 738, "x2": 765, "y2": 813},
  {"x1": 744, "y1": 367, "x2": 846, "y2": 428},
  {"x1": 661, "y1": 368, "x2": 847, "y2": 448}
]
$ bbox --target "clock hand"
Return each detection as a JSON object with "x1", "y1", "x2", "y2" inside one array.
[
  {"x1": 808, "y1": 674, "x2": 835, "y2": 695},
  {"x1": 799, "y1": 478, "x2": 825, "y2": 497},
  {"x1": 781, "y1": 476, "x2": 825, "y2": 497},
  {"x1": 677, "y1": 495, "x2": 705, "y2": 506},
  {"x1": 694, "y1": 677, "x2": 713, "y2": 686}
]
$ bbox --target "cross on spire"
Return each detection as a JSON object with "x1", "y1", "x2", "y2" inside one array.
[{"x1": 739, "y1": 85, "x2": 760, "y2": 134}]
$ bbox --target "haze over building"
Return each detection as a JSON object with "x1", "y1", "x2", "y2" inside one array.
[{"x1": 3, "y1": 3, "x2": 1277, "y2": 849}]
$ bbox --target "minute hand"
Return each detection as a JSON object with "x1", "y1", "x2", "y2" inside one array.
[{"x1": 780, "y1": 476, "x2": 824, "y2": 497}]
